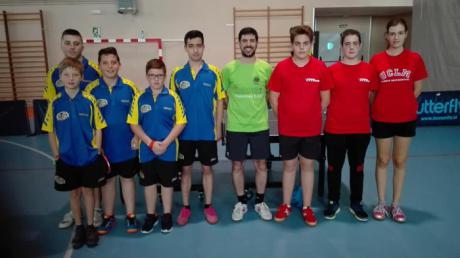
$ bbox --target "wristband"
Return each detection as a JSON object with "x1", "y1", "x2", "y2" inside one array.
[{"x1": 148, "y1": 140, "x2": 155, "y2": 149}]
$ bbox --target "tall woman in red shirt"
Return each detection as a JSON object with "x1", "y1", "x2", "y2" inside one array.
[
  {"x1": 370, "y1": 18, "x2": 428, "y2": 223},
  {"x1": 323, "y1": 29, "x2": 378, "y2": 222}
]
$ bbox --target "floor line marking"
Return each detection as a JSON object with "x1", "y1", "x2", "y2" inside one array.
[{"x1": 0, "y1": 139, "x2": 54, "y2": 161}]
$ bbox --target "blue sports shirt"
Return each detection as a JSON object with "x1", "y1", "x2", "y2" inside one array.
[
  {"x1": 170, "y1": 62, "x2": 225, "y2": 141},
  {"x1": 85, "y1": 76, "x2": 139, "y2": 163},
  {"x1": 43, "y1": 57, "x2": 101, "y2": 101},
  {"x1": 127, "y1": 87, "x2": 186, "y2": 163},
  {"x1": 42, "y1": 90, "x2": 107, "y2": 166}
]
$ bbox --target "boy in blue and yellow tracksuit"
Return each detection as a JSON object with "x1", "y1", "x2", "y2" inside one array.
[
  {"x1": 42, "y1": 57, "x2": 107, "y2": 249},
  {"x1": 85, "y1": 47, "x2": 140, "y2": 235},
  {"x1": 128, "y1": 58, "x2": 186, "y2": 234}
]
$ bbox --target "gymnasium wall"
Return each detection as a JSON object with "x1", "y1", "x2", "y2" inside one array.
[{"x1": 1, "y1": 0, "x2": 413, "y2": 89}]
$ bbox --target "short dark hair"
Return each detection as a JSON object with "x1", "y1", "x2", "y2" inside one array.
[
  {"x1": 184, "y1": 30, "x2": 204, "y2": 45},
  {"x1": 386, "y1": 17, "x2": 408, "y2": 32},
  {"x1": 145, "y1": 58, "x2": 166, "y2": 75},
  {"x1": 238, "y1": 27, "x2": 258, "y2": 42},
  {"x1": 289, "y1": 25, "x2": 314, "y2": 44},
  {"x1": 61, "y1": 28, "x2": 82, "y2": 41},
  {"x1": 340, "y1": 29, "x2": 361, "y2": 45},
  {"x1": 59, "y1": 57, "x2": 83, "y2": 76},
  {"x1": 98, "y1": 47, "x2": 120, "y2": 63}
]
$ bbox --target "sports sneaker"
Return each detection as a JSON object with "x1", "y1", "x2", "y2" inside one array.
[
  {"x1": 274, "y1": 204, "x2": 292, "y2": 222},
  {"x1": 176, "y1": 207, "x2": 192, "y2": 226},
  {"x1": 72, "y1": 225, "x2": 86, "y2": 249},
  {"x1": 126, "y1": 213, "x2": 139, "y2": 233},
  {"x1": 86, "y1": 225, "x2": 99, "y2": 247},
  {"x1": 161, "y1": 213, "x2": 173, "y2": 233},
  {"x1": 93, "y1": 208, "x2": 104, "y2": 227},
  {"x1": 349, "y1": 203, "x2": 369, "y2": 222},
  {"x1": 231, "y1": 202, "x2": 248, "y2": 222},
  {"x1": 324, "y1": 201, "x2": 340, "y2": 220},
  {"x1": 390, "y1": 205, "x2": 406, "y2": 223},
  {"x1": 97, "y1": 215, "x2": 115, "y2": 235},
  {"x1": 141, "y1": 214, "x2": 159, "y2": 234},
  {"x1": 58, "y1": 211, "x2": 74, "y2": 229},
  {"x1": 302, "y1": 207, "x2": 317, "y2": 227},
  {"x1": 372, "y1": 203, "x2": 389, "y2": 220},
  {"x1": 255, "y1": 202, "x2": 272, "y2": 221},
  {"x1": 204, "y1": 206, "x2": 219, "y2": 224}
]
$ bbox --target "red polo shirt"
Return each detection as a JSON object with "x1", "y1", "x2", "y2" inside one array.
[
  {"x1": 325, "y1": 61, "x2": 378, "y2": 134},
  {"x1": 268, "y1": 57, "x2": 333, "y2": 137}
]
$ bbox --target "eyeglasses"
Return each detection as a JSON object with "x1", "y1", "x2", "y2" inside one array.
[{"x1": 147, "y1": 74, "x2": 165, "y2": 80}]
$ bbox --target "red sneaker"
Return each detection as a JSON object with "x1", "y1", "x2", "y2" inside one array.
[
  {"x1": 176, "y1": 207, "x2": 191, "y2": 226},
  {"x1": 274, "y1": 204, "x2": 292, "y2": 222},
  {"x1": 302, "y1": 207, "x2": 317, "y2": 227},
  {"x1": 204, "y1": 206, "x2": 219, "y2": 224}
]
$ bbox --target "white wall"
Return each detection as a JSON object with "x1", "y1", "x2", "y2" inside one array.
[{"x1": 1, "y1": 0, "x2": 413, "y2": 88}]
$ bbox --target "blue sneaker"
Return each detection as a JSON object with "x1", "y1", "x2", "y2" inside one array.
[
  {"x1": 97, "y1": 215, "x2": 115, "y2": 235},
  {"x1": 324, "y1": 200, "x2": 340, "y2": 220},
  {"x1": 126, "y1": 213, "x2": 139, "y2": 233}
]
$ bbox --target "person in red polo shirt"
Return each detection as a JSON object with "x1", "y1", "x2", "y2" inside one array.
[
  {"x1": 323, "y1": 29, "x2": 378, "y2": 222},
  {"x1": 269, "y1": 25, "x2": 333, "y2": 227},
  {"x1": 370, "y1": 18, "x2": 428, "y2": 223}
]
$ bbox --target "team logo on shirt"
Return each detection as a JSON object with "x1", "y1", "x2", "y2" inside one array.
[
  {"x1": 253, "y1": 76, "x2": 260, "y2": 84},
  {"x1": 305, "y1": 78, "x2": 320, "y2": 83},
  {"x1": 56, "y1": 111, "x2": 70, "y2": 121},
  {"x1": 56, "y1": 79, "x2": 65, "y2": 88},
  {"x1": 179, "y1": 80, "x2": 191, "y2": 89},
  {"x1": 97, "y1": 99, "x2": 108, "y2": 108},
  {"x1": 359, "y1": 78, "x2": 370, "y2": 83},
  {"x1": 379, "y1": 69, "x2": 412, "y2": 82},
  {"x1": 141, "y1": 104, "x2": 152, "y2": 113},
  {"x1": 55, "y1": 175, "x2": 66, "y2": 185}
]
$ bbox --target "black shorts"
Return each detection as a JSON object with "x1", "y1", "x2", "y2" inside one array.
[
  {"x1": 55, "y1": 155, "x2": 107, "y2": 192},
  {"x1": 139, "y1": 159, "x2": 178, "y2": 187},
  {"x1": 372, "y1": 120, "x2": 416, "y2": 138},
  {"x1": 225, "y1": 130, "x2": 270, "y2": 161},
  {"x1": 179, "y1": 140, "x2": 218, "y2": 166},
  {"x1": 279, "y1": 135, "x2": 321, "y2": 161},
  {"x1": 106, "y1": 157, "x2": 139, "y2": 179}
]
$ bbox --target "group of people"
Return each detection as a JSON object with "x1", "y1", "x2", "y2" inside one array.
[{"x1": 42, "y1": 17, "x2": 427, "y2": 250}]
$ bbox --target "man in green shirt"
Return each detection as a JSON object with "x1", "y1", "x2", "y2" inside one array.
[{"x1": 221, "y1": 27, "x2": 273, "y2": 222}]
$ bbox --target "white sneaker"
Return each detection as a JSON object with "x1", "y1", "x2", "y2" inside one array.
[
  {"x1": 232, "y1": 202, "x2": 248, "y2": 221},
  {"x1": 58, "y1": 211, "x2": 74, "y2": 229},
  {"x1": 93, "y1": 208, "x2": 104, "y2": 227},
  {"x1": 255, "y1": 202, "x2": 273, "y2": 221}
]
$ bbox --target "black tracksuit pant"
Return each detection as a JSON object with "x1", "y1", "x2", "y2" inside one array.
[{"x1": 325, "y1": 133, "x2": 371, "y2": 204}]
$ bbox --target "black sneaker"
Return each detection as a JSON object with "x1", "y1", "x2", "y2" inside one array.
[
  {"x1": 349, "y1": 203, "x2": 369, "y2": 222},
  {"x1": 324, "y1": 200, "x2": 341, "y2": 220},
  {"x1": 161, "y1": 213, "x2": 173, "y2": 233},
  {"x1": 72, "y1": 225, "x2": 86, "y2": 249},
  {"x1": 141, "y1": 214, "x2": 159, "y2": 234},
  {"x1": 86, "y1": 225, "x2": 99, "y2": 247},
  {"x1": 126, "y1": 213, "x2": 139, "y2": 234}
]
